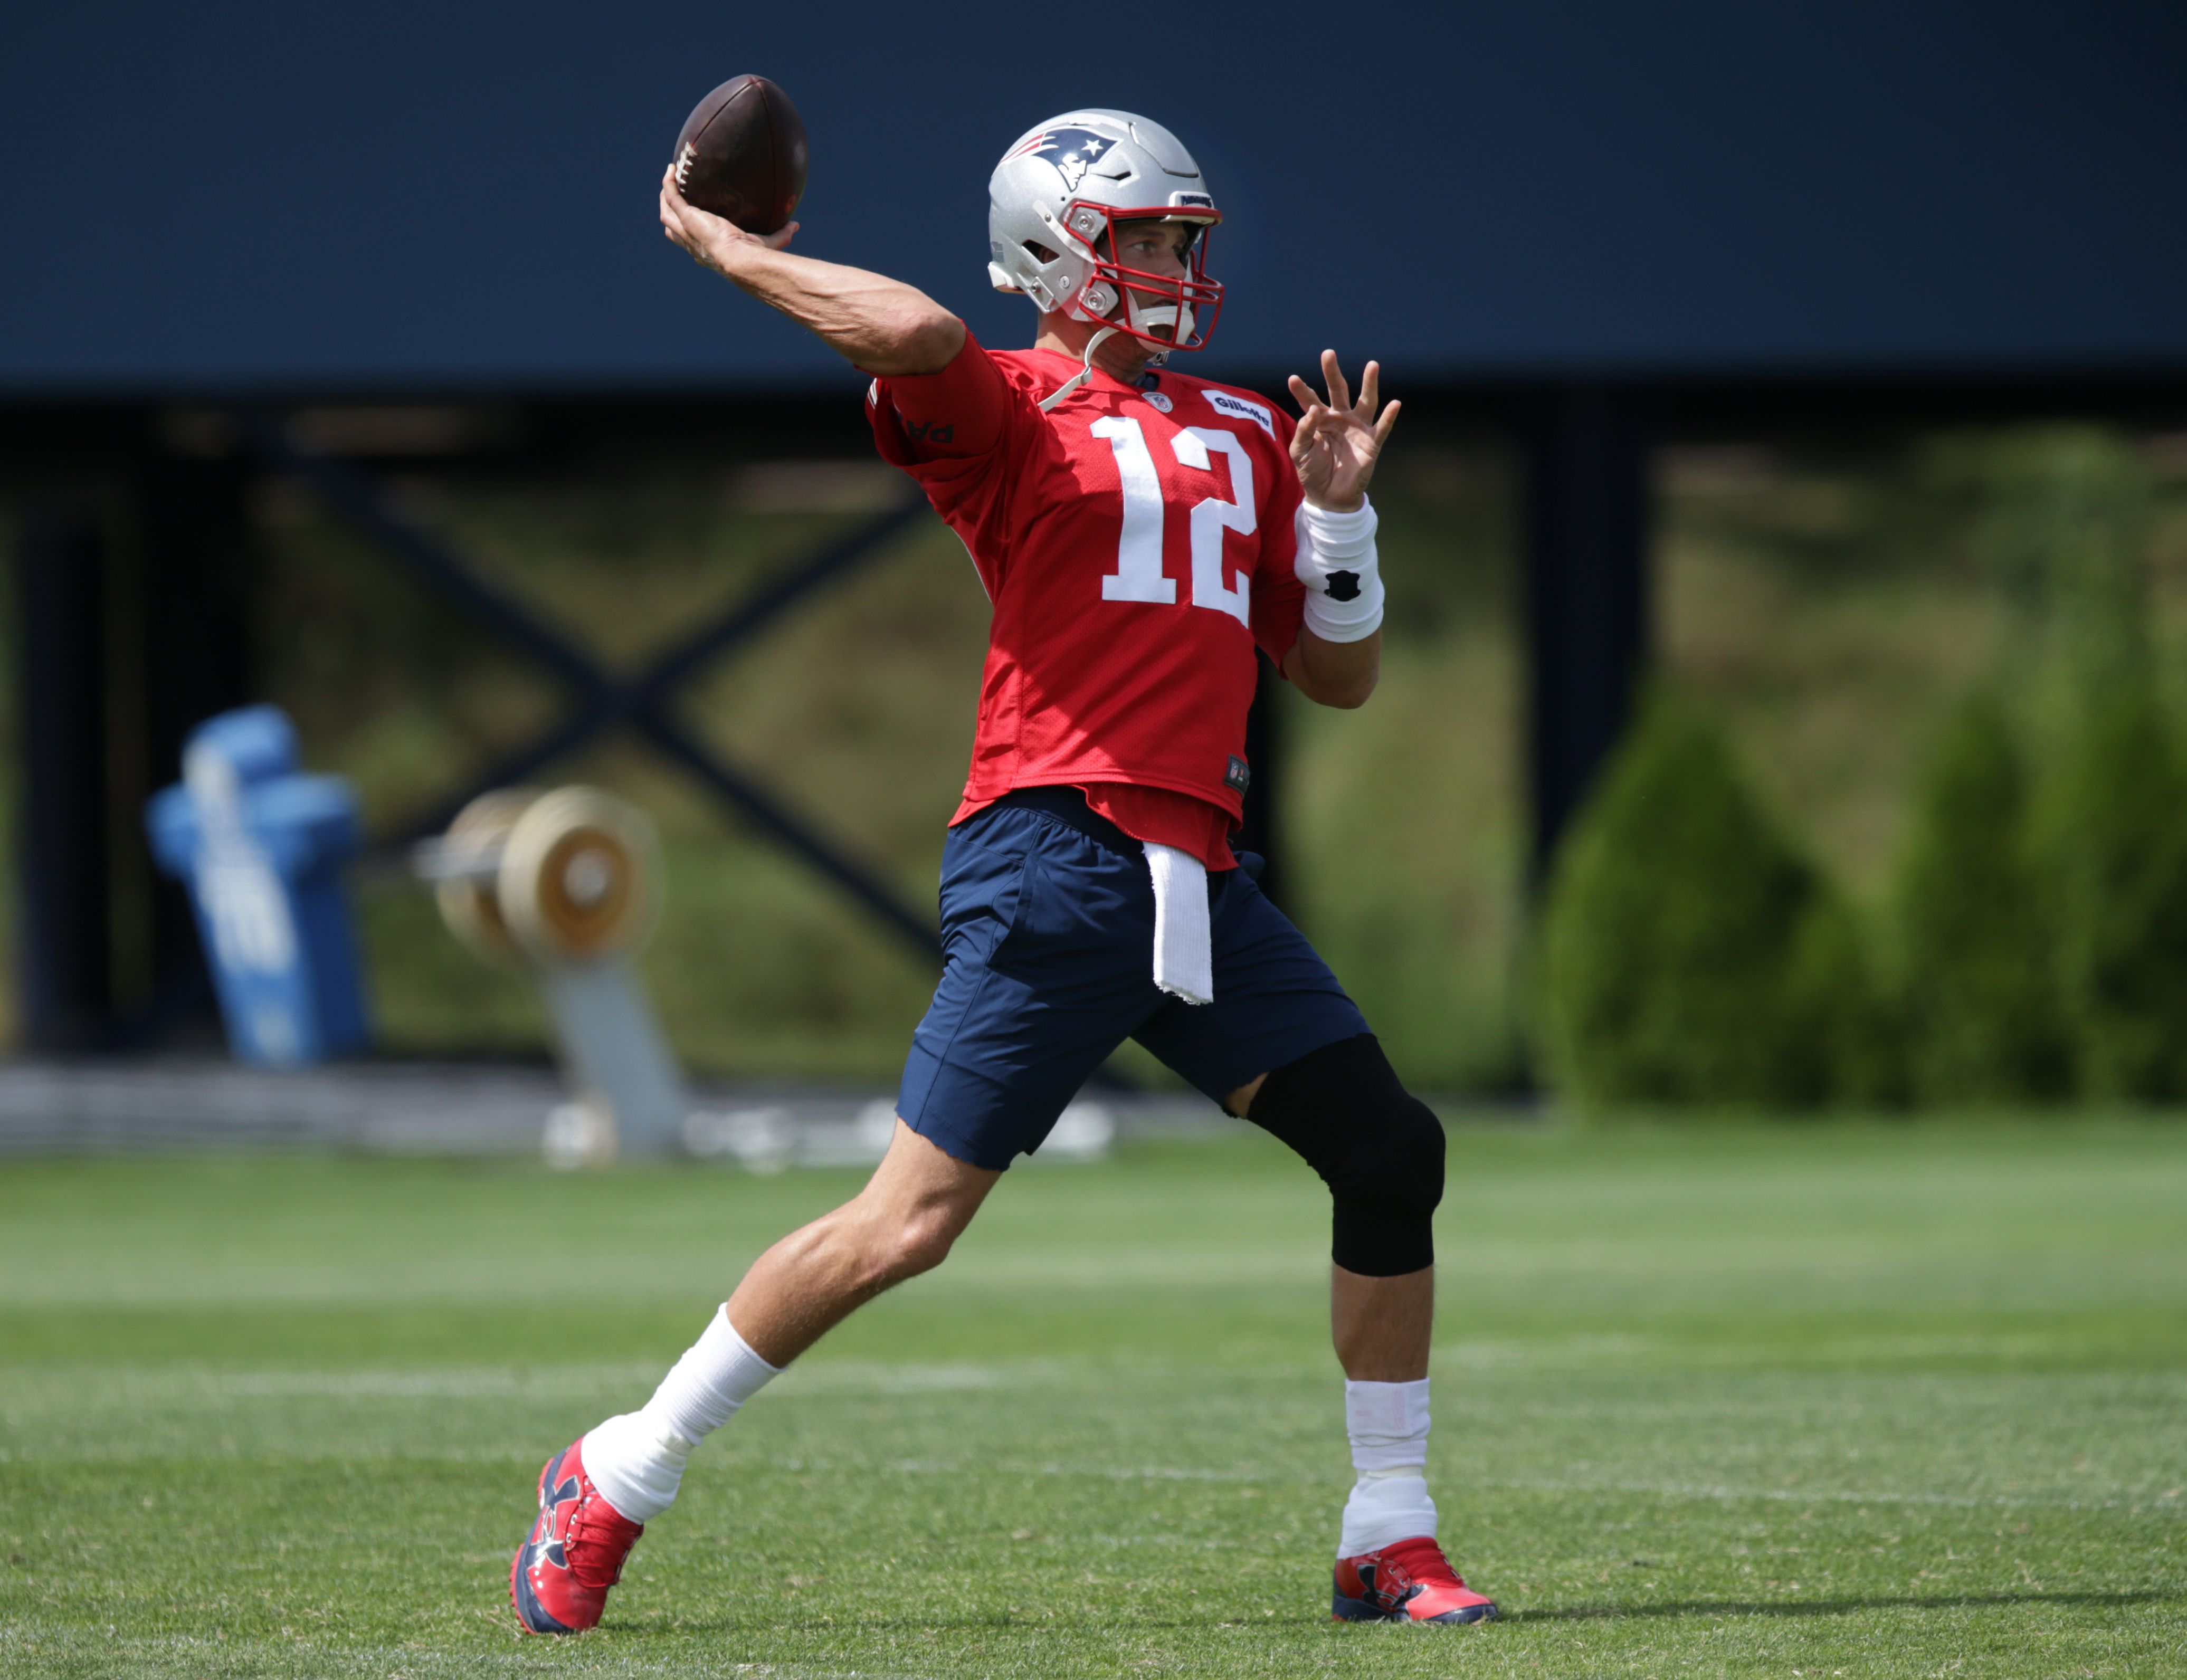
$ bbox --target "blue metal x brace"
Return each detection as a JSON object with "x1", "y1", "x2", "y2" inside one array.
[{"x1": 242, "y1": 413, "x2": 943, "y2": 963}]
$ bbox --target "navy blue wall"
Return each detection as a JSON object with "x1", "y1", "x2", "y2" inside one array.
[{"x1": 4, "y1": 1, "x2": 2183, "y2": 395}]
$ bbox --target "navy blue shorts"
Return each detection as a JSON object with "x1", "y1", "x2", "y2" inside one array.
[{"x1": 897, "y1": 788, "x2": 1371, "y2": 1170}]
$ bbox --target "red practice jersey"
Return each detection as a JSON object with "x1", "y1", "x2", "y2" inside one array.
[{"x1": 867, "y1": 332, "x2": 1307, "y2": 868}]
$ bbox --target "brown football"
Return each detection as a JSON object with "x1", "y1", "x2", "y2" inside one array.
[{"x1": 670, "y1": 75, "x2": 808, "y2": 234}]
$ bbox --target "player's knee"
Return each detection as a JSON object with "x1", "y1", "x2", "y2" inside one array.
[
  {"x1": 1250, "y1": 1033, "x2": 1444, "y2": 1277},
  {"x1": 1329, "y1": 1090, "x2": 1443, "y2": 1275},
  {"x1": 875, "y1": 1204, "x2": 967, "y2": 1284},
  {"x1": 1349, "y1": 1089, "x2": 1445, "y2": 1213}
]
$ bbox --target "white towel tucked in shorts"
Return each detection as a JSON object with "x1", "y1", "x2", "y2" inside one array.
[{"x1": 1144, "y1": 842, "x2": 1213, "y2": 1006}]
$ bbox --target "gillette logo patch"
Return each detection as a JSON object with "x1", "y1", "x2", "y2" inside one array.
[{"x1": 1204, "y1": 390, "x2": 1275, "y2": 439}]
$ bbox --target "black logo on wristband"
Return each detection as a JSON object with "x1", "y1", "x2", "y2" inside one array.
[{"x1": 1325, "y1": 569, "x2": 1362, "y2": 602}]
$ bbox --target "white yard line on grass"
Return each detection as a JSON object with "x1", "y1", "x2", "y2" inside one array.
[
  {"x1": 0, "y1": 1359, "x2": 1062, "y2": 1401},
  {"x1": 872, "y1": 1457, "x2": 2170, "y2": 1512},
  {"x1": 1461, "y1": 1475, "x2": 2170, "y2": 1512}
]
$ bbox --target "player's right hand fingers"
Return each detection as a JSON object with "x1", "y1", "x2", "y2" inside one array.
[
  {"x1": 762, "y1": 221, "x2": 800, "y2": 251},
  {"x1": 1320, "y1": 350, "x2": 1353, "y2": 413}
]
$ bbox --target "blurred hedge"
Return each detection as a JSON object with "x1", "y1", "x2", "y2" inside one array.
[
  {"x1": 1893, "y1": 694, "x2": 2068, "y2": 1103},
  {"x1": 1537, "y1": 698, "x2": 1895, "y2": 1109},
  {"x1": 2044, "y1": 676, "x2": 2187, "y2": 1100},
  {"x1": 1543, "y1": 427, "x2": 2187, "y2": 1113}
]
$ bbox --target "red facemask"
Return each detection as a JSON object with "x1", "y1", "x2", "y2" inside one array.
[{"x1": 1060, "y1": 201, "x2": 1225, "y2": 352}]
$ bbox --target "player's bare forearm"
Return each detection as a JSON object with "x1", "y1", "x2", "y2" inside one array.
[
  {"x1": 1285, "y1": 628, "x2": 1381, "y2": 710},
  {"x1": 660, "y1": 170, "x2": 964, "y2": 376},
  {"x1": 718, "y1": 244, "x2": 963, "y2": 374}
]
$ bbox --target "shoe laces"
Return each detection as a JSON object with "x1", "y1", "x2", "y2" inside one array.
[
  {"x1": 563, "y1": 1494, "x2": 643, "y2": 1590},
  {"x1": 1374, "y1": 1535, "x2": 1466, "y2": 1601}
]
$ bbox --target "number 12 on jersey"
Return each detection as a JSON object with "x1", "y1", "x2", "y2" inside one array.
[{"x1": 1091, "y1": 416, "x2": 1256, "y2": 626}]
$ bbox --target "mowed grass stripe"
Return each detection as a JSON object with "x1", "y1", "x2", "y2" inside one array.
[{"x1": 1, "y1": 1123, "x2": 2183, "y2": 1678}]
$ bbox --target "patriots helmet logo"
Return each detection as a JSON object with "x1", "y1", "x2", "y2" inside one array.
[{"x1": 1010, "y1": 127, "x2": 1117, "y2": 193}]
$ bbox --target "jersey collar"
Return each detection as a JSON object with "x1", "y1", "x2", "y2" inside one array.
[{"x1": 1029, "y1": 343, "x2": 1153, "y2": 402}]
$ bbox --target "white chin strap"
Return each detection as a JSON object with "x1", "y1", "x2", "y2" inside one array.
[
  {"x1": 1036, "y1": 290, "x2": 1198, "y2": 413},
  {"x1": 1037, "y1": 324, "x2": 1121, "y2": 413}
]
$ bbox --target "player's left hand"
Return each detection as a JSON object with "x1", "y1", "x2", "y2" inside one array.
[{"x1": 1288, "y1": 352, "x2": 1400, "y2": 513}]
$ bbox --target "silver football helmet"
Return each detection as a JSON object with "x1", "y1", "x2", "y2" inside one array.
[{"x1": 986, "y1": 110, "x2": 1224, "y2": 353}]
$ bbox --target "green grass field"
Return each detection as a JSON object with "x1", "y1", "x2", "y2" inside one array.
[{"x1": 2, "y1": 1122, "x2": 2183, "y2": 1678}]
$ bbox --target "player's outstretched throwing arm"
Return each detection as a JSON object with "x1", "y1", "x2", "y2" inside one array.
[
  {"x1": 660, "y1": 168, "x2": 963, "y2": 377},
  {"x1": 1282, "y1": 350, "x2": 1399, "y2": 710}
]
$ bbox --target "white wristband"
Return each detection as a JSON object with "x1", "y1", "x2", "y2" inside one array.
[{"x1": 1295, "y1": 498, "x2": 1384, "y2": 643}]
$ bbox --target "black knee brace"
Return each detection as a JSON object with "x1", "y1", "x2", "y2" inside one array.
[{"x1": 1247, "y1": 1034, "x2": 1444, "y2": 1276}]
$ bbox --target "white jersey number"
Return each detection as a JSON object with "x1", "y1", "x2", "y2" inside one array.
[{"x1": 1091, "y1": 416, "x2": 1256, "y2": 625}]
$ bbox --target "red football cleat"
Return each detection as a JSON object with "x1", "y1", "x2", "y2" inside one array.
[
  {"x1": 510, "y1": 1436, "x2": 644, "y2": 1634},
  {"x1": 1333, "y1": 1534, "x2": 1499, "y2": 1624}
]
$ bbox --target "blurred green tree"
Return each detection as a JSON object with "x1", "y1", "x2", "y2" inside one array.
[
  {"x1": 1893, "y1": 694, "x2": 2070, "y2": 1104},
  {"x1": 1786, "y1": 890, "x2": 1904, "y2": 1108},
  {"x1": 1538, "y1": 696, "x2": 1894, "y2": 1109},
  {"x1": 2043, "y1": 678, "x2": 2187, "y2": 1100},
  {"x1": 1986, "y1": 430, "x2": 2187, "y2": 1101}
]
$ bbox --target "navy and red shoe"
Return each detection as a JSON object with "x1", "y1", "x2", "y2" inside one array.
[
  {"x1": 1333, "y1": 1535, "x2": 1499, "y2": 1624},
  {"x1": 510, "y1": 1435, "x2": 644, "y2": 1634}
]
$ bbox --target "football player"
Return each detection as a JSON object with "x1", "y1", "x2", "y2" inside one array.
[{"x1": 510, "y1": 108, "x2": 1496, "y2": 1634}]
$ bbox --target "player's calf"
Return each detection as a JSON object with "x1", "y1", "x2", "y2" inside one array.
[
  {"x1": 719, "y1": 1118, "x2": 997, "y2": 1364},
  {"x1": 509, "y1": 1121, "x2": 995, "y2": 1636},
  {"x1": 1244, "y1": 1037, "x2": 1498, "y2": 1621}
]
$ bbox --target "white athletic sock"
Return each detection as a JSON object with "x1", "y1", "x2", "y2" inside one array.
[
  {"x1": 581, "y1": 1306, "x2": 781, "y2": 1522},
  {"x1": 1338, "y1": 1377, "x2": 1438, "y2": 1557}
]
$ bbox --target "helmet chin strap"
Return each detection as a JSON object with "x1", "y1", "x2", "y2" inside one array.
[{"x1": 1038, "y1": 324, "x2": 1122, "y2": 413}]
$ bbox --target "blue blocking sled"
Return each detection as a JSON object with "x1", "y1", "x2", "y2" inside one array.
[{"x1": 146, "y1": 705, "x2": 372, "y2": 1066}]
